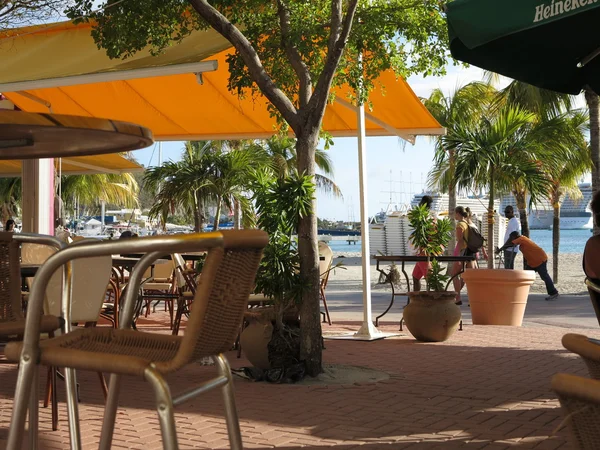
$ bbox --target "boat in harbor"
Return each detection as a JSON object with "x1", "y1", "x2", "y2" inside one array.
[{"x1": 499, "y1": 182, "x2": 593, "y2": 230}]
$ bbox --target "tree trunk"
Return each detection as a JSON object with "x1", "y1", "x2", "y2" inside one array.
[
  {"x1": 213, "y1": 197, "x2": 222, "y2": 231},
  {"x1": 552, "y1": 198, "x2": 560, "y2": 283},
  {"x1": 585, "y1": 88, "x2": 600, "y2": 236},
  {"x1": 447, "y1": 148, "x2": 457, "y2": 255},
  {"x1": 233, "y1": 199, "x2": 241, "y2": 229},
  {"x1": 514, "y1": 190, "x2": 530, "y2": 238},
  {"x1": 487, "y1": 169, "x2": 495, "y2": 269},
  {"x1": 296, "y1": 129, "x2": 322, "y2": 377},
  {"x1": 193, "y1": 192, "x2": 206, "y2": 233}
]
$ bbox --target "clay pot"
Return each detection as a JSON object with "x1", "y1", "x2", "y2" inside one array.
[
  {"x1": 462, "y1": 269, "x2": 535, "y2": 326},
  {"x1": 403, "y1": 291, "x2": 461, "y2": 342},
  {"x1": 240, "y1": 321, "x2": 273, "y2": 370}
]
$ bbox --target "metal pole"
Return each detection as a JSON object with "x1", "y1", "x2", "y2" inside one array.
[{"x1": 354, "y1": 100, "x2": 382, "y2": 340}]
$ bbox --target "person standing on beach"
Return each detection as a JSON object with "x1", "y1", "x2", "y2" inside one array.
[
  {"x1": 412, "y1": 195, "x2": 435, "y2": 291},
  {"x1": 584, "y1": 191, "x2": 600, "y2": 283},
  {"x1": 452, "y1": 206, "x2": 479, "y2": 305},
  {"x1": 503, "y1": 206, "x2": 520, "y2": 269},
  {"x1": 497, "y1": 231, "x2": 559, "y2": 300}
]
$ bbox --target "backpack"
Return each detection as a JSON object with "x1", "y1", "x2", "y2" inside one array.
[{"x1": 464, "y1": 223, "x2": 485, "y2": 253}]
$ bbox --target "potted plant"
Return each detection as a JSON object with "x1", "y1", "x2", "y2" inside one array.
[
  {"x1": 403, "y1": 204, "x2": 461, "y2": 342},
  {"x1": 239, "y1": 169, "x2": 314, "y2": 377},
  {"x1": 445, "y1": 105, "x2": 540, "y2": 326}
]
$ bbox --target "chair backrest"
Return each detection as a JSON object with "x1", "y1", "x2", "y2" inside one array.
[
  {"x1": 152, "y1": 261, "x2": 173, "y2": 280},
  {"x1": 552, "y1": 373, "x2": 600, "y2": 449},
  {"x1": 318, "y1": 241, "x2": 334, "y2": 286},
  {"x1": 22, "y1": 243, "x2": 58, "y2": 293},
  {"x1": 155, "y1": 230, "x2": 268, "y2": 371},
  {"x1": 586, "y1": 278, "x2": 600, "y2": 328},
  {"x1": 0, "y1": 232, "x2": 22, "y2": 322},
  {"x1": 22, "y1": 243, "x2": 56, "y2": 266},
  {"x1": 45, "y1": 240, "x2": 113, "y2": 323},
  {"x1": 171, "y1": 253, "x2": 187, "y2": 289},
  {"x1": 563, "y1": 333, "x2": 600, "y2": 380}
]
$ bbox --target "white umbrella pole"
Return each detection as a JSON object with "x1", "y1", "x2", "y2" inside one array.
[{"x1": 353, "y1": 101, "x2": 382, "y2": 340}]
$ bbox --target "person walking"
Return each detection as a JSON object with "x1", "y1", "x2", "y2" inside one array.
[
  {"x1": 497, "y1": 231, "x2": 559, "y2": 300},
  {"x1": 452, "y1": 206, "x2": 477, "y2": 305},
  {"x1": 503, "y1": 206, "x2": 520, "y2": 269}
]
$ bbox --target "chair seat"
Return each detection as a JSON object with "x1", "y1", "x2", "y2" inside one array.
[
  {"x1": 142, "y1": 282, "x2": 173, "y2": 291},
  {"x1": 5, "y1": 327, "x2": 184, "y2": 377},
  {"x1": 0, "y1": 315, "x2": 61, "y2": 337}
]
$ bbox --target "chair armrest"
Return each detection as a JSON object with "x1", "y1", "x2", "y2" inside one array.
[{"x1": 586, "y1": 278, "x2": 600, "y2": 294}]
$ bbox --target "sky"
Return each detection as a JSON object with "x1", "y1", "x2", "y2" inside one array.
[{"x1": 129, "y1": 64, "x2": 588, "y2": 222}]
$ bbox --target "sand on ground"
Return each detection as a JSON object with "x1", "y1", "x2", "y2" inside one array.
[{"x1": 328, "y1": 251, "x2": 587, "y2": 296}]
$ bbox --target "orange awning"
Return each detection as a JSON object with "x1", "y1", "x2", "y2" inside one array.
[
  {"x1": 0, "y1": 21, "x2": 444, "y2": 143},
  {"x1": 0, "y1": 154, "x2": 143, "y2": 177}
]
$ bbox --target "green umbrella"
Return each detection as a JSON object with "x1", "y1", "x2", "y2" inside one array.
[{"x1": 447, "y1": 0, "x2": 600, "y2": 94}]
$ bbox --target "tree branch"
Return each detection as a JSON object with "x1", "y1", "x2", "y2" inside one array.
[
  {"x1": 276, "y1": 0, "x2": 312, "y2": 108},
  {"x1": 309, "y1": 0, "x2": 359, "y2": 118},
  {"x1": 188, "y1": 0, "x2": 299, "y2": 131},
  {"x1": 327, "y1": 0, "x2": 342, "y2": 54}
]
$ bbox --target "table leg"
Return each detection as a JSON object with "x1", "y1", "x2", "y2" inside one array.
[{"x1": 375, "y1": 269, "x2": 396, "y2": 327}]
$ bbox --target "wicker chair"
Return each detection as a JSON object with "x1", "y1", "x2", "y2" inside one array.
[
  {"x1": 0, "y1": 233, "x2": 66, "y2": 439},
  {"x1": 562, "y1": 333, "x2": 600, "y2": 380},
  {"x1": 552, "y1": 373, "x2": 600, "y2": 449},
  {"x1": 586, "y1": 278, "x2": 600, "y2": 327},
  {"x1": 6, "y1": 230, "x2": 268, "y2": 450}
]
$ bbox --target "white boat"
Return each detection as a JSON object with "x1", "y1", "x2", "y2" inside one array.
[
  {"x1": 560, "y1": 182, "x2": 594, "y2": 229},
  {"x1": 410, "y1": 191, "x2": 498, "y2": 221},
  {"x1": 499, "y1": 182, "x2": 593, "y2": 230}
]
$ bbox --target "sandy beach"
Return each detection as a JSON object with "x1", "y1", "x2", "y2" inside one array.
[{"x1": 329, "y1": 251, "x2": 588, "y2": 296}]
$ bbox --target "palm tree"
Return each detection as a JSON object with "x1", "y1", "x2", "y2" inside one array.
[
  {"x1": 425, "y1": 82, "x2": 495, "y2": 251},
  {"x1": 489, "y1": 77, "x2": 578, "y2": 236},
  {"x1": 546, "y1": 110, "x2": 591, "y2": 282},
  {"x1": 0, "y1": 178, "x2": 21, "y2": 223},
  {"x1": 259, "y1": 136, "x2": 342, "y2": 197},
  {"x1": 446, "y1": 105, "x2": 552, "y2": 267},
  {"x1": 0, "y1": 173, "x2": 138, "y2": 221},
  {"x1": 60, "y1": 173, "x2": 139, "y2": 214},
  {"x1": 585, "y1": 88, "x2": 600, "y2": 236},
  {"x1": 144, "y1": 141, "x2": 221, "y2": 232},
  {"x1": 206, "y1": 144, "x2": 266, "y2": 230}
]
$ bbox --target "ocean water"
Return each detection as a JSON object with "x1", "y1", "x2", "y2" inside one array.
[{"x1": 325, "y1": 229, "x2": 592, "y2": 255}]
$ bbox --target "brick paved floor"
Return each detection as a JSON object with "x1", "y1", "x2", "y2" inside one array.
[{"x1": 0, "y1": 315, "x2": 594, "y2": 449}]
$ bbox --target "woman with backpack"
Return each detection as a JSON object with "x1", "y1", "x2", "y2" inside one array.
[{"x1": 452, "y1": 206, "x2": 482, "y2": 304}]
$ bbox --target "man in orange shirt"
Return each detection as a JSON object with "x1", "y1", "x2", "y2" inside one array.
[{"x1": 496, "y1": 231, "x2": 559, "y2": 301}]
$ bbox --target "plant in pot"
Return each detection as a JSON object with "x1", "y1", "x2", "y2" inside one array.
[
  {"x1": 444, "y1": 105, "x2": 545, "y2": 326},
  {"x1": 239, "y1": 168, "x2": 315, "y2": 381},
  {"x1": 403, "y1": 204, "x2": 461, "y2": 342}
]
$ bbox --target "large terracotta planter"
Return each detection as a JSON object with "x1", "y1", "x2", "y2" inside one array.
[
  {"x1": 404, "y1": 291, "x2": 461, "y2": 342},
  {"x1": 462, "y1": 269, "x2": 535, "y2": 326},
  {"x1": 240, "y1": 321, "x2": 273, "y2": 370}
]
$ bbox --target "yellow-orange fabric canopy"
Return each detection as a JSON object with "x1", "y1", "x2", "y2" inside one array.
[
  {"x1": 0, "y1": 21, "x2": 443, "y2": 142},
  {"x1": 0, "y1": 154, "x2": 143, "y2": 177}
]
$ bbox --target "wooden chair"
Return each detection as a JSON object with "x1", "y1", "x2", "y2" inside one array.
[
  {"x1": 586, "y1": 278, "x2": 600, "y2": 327},
  {"x1": 6, "y1": 230, "x2": 268, "y2": 450},
  {"x1": 319, "y1": 241, "x2": 334, "y2": 325},
  {"x1": 552, "y1": 373, "x2": 600, "y2": 449},
  {"x1": 171, "y1": 254, "x2": 198, "y2": 336},
  {"x1": 562, "y1": 333, "x2": 600, "y2": 380},
  {"x1": 140, "y1": 261, "x2": 175, "y2": 325}
]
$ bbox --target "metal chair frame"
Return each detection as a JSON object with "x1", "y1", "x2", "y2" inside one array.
[{"x1": 7, "y1": 231, "x2": 266, "y2": 450}]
